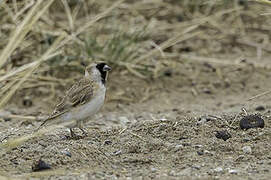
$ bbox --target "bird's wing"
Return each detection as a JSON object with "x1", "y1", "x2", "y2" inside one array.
[{"x1": 38, "y1": 78, "x2": 94, "y2": 128}]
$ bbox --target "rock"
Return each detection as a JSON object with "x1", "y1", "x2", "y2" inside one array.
[
  {"x1": 22, "y1": 96, "x2": 32, "y2": 107},
  {"x1": 32, "y1": 159, "x2": 51, "y2": 172},
  {"x1": 197, "y1": 150, "x2": 204, "y2": 156},
  {"x1": 173, "y1": 144, "x2": 184, "y2": 151},
  {"x1": 104, "y1": 140, "x2": 112, "y2": 145},
  {"x1": 214, "y1": 167, "x2": 223, "y2": 173},
  {"x1": 112, "y1": 150, "x2": 122, "y2": 156},
  {"x1": 197, "y1": 116, "x2": 208, "y2": 125},
  {"x1": 119, "y1": 116, "x2": 130, "y2": 126},
  {"x1": 150, "y1": 167, "x2": 157, "y2": 172},
  {"x1": 215, "y1": 130, "x2": 232, "y2": 141},
  {"x1": 194, "y1": 144, "x2": 203, "y2": 148},
  {"x1": 242, "y1": 146, "x2": 252, "y2": 154},
  {"x1": 255, "y1": 105, "x2": 265, "y2": 111},
  {"x1": 228, "y1": 169, "x2": 238, "y2": 174},
  {"x1": 240, "y1": 114, "x2": 264, "y2": 130},
  {"x1": 61, "y1": 149, "x2": 72, "y2": 157},
  {"x1": 192, "y1": 165, "x2": 201, "y2": 170},
  {"x1": 169, "y1": 170, "x2": 177, "y2": 176}
]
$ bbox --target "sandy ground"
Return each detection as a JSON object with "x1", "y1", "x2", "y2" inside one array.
[{"x1": 1, "y1": 59, "x2": 271, "y2": 180}]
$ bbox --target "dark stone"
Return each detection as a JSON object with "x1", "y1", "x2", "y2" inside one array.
[
  {"x1": 32, "y1": 159, "x2": 51, "y2": 172},
  {"x1": 22, "y1": 96, "x2": 32, "y2": 107},
  {"x1": 240, "y1": 114, "x2": 264, "y2": 130},
  {"x1": 197, "y1": 150, "x2": 204, "y2": 156},
  {"x1": 104, "y1": 140, "x2": 112, "y2": 145},
  {"x1": 215, "y1": 130, "x2": 232, "y2": 141},
  {"x1": 255, "y1": 106, "x2": 265, "y2": 111}
]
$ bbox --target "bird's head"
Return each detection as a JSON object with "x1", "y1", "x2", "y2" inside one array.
[{"x1": 85, "y1": 62, "x2": 111, "y2": 84}]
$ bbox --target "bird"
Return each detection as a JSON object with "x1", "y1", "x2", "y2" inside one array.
[{"x1": 37, "y1": 62, "x2": 111, "y2": 137}]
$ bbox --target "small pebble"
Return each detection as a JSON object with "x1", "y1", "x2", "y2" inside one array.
[
  {"x1": 203, "y1": 150, "x2": 213, "y2": 156},
  {"x1": 215, "y1": 130, "x2": 232, "y2": 141},
  {"x1": 242, "y1": 146, "x2": 252, "y2": 154},
  {"x1": 255, "y1": 105, "x2": 265, "y2": 111},
  {"x1": 192, "y1": 165, "x2": 201, "y2": 170},
  {"x1": 22, "y1": 96, "x2": 33, "y2": 107},
  {"x1": 151, "y1": 167, "x2": 157, "y2": 173},
  {"x1": 194, "y1": 144, "x2": 203, "y2": 148},
  {"x1": 119, "y1": 116, "x2": 129, "y2": 125},
  {"x1": 112, "y1": 150, "x2": 122, "y2": 156},
  {"x1": 202, "y1": 88, "x2": 212, "y2": 94},
  {"x1": 197, "y1": 150, "x2": 204, "y2": 156},
  {"x1": 32, "y1": 159, "x2": 51, "y2": 172},
  {"x1": 214, "y1": 167, "x2": 223, "y2": 173},
  {"x1": 169, "y1": 170, "x2": 176, "y2": 176},
  {"x1": 240, "y1": 114, "x2": 264, "y2": 130},
  {"x1": 104, "y1": 140, "x2": 112, "y2": 145},
  {"x1": 61, "y1": 150, "x2": 72, "y2": 157},
  {"x1": 228, "y1": 169, "x2": 238, "y2": 174},
  {"x1": 173, "y1": 144, "x2": 184, "y2": 151},
  {"x1": 242, "y1": 138, "x2": 250, "y2": 142}
]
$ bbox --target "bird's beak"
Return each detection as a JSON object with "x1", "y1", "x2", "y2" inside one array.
[{"x1": 103, "y1": 65, "x2": 111, "y2": 71}]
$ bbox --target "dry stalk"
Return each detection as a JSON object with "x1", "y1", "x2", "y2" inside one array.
[{"x1": 0, "y1": 0, "x2": 54, "y2": 68}]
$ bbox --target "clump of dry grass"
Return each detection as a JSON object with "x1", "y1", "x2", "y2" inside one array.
[
  {"x1": 1, "y1": 0, "x2": 271, "y2": 107},
  {"x1": 0, "y1": 0, "x2": 271, "y2": 153}
]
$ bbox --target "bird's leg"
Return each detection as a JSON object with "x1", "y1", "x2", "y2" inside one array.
[
  {"x1": 78, "y1": 121, "x2": 88, "y2": 136},
  {"x1": 70, "y1": 128, "x2": 75, "y2": 138}
]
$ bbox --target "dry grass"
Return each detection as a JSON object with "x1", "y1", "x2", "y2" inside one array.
[{"x1": 1, "y1": 0, "x2": 271, "y2": 155}]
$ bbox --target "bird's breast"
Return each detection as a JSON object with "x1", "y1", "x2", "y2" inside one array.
[{"x1": 63, "y1": 87, "x2": 106, "y2": 122}]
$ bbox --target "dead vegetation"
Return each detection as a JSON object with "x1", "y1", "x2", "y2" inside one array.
[{"x1": 1, "y1": 0, "x2": 271, "y2": 107}]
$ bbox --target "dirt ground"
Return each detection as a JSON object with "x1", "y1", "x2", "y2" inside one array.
[
  {"x1": 1, "y1": 58, "x2": 271, "y2": 179},
  {"x1": 1, "y1": 1, "x2": 271, "y2": 179}
]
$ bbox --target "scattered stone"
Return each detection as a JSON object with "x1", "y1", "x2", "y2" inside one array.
[
  {"x1": 173, "y1": 144, "x2": 184, "y2": 152},
  {"x1": 160, "y1": 118, "x2": 168, "y2": 122},
  {"x1": 197, "y1": 116, "x2": 210, "y2": 125},
  {"x1": 194, "y1": 144, "x2": 203, "y2": 148},
  {"x1": 240, "y1": 114, "x2": 264, "y2": 130},
  {"x1": 150, "y1": 167, "x2": 157, "y2": 173},
  {"x1": 215, "y1": 130, "x2": 232, "y2": 141},
  {"x1": 112, "y1": 150, "x2": 122, "y2": 156},
  {"x1": 242, "y1": 146, "x2": 252, "y2": 154},
  {"x1": 178, "y1": 136, "x2": 188, "y2": 140},
  {"x1": 203, "y1": 150, "x2": 214, "y2": 156},
  {"x1": 202, "y1": 88, "x2": 212, "y2": 94},
  {"x1": 20, "y1": 120, "x2": 34, "y2": 127},
  {"x1": 192, "y1": 165, "x2": 201, "y2": 170},
  {"x1": 32, "y1": 159, "x2": 51, "y2": 172},
  {"x1": 242, "y1": 138, "x2": 250, "y2": 142},
  {"x1": 22, "y1": 96, "x2": 33, "y2": 107},
  {"x1": 228, "y1": 169, "x2": 238, "y2": 174},
  {"x1": 169, "y1": 170, "x2": 177, "y2": 176},
  {"x1": 255, "y1": 105, "x2": 265, "y2": 111},
  {"x1": 214, "y1": 167, "x2": 223, "y2": 173},
  {"x1": 61, "y1": 150, "x2": 72, "y2": 157},
  {"x1": 197, "y1": 150, "x2": 204, "y2": 156},
  {"x1": 164, "y1": 69, "x2": 172, "y2": 77},
  {"x1": 119, "y1": 116, "x2": 129, "y2": 126},
  {"x1": 104, "y1": 140, "x2": 112, "y2": 145},
  {"x1": 0, "y1": 110, "x2": 11, "y2": 121}
]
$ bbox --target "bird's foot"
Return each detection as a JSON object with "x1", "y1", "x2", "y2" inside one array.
[
  {"x1": 79, "y1": 128, "x2": 88, "y2": 137},
  {"x1": 66, "y1": 128, "x2": 84, "y2": 140}
]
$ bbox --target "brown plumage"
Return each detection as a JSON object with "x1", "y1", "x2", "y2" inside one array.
[{"x1": 37, "y1": 62, "x2": 111, "y2": 137}]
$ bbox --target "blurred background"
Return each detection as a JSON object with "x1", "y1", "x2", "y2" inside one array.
[{"x1": 1, "y1": 0, "x2": 271, "y2": 113}]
